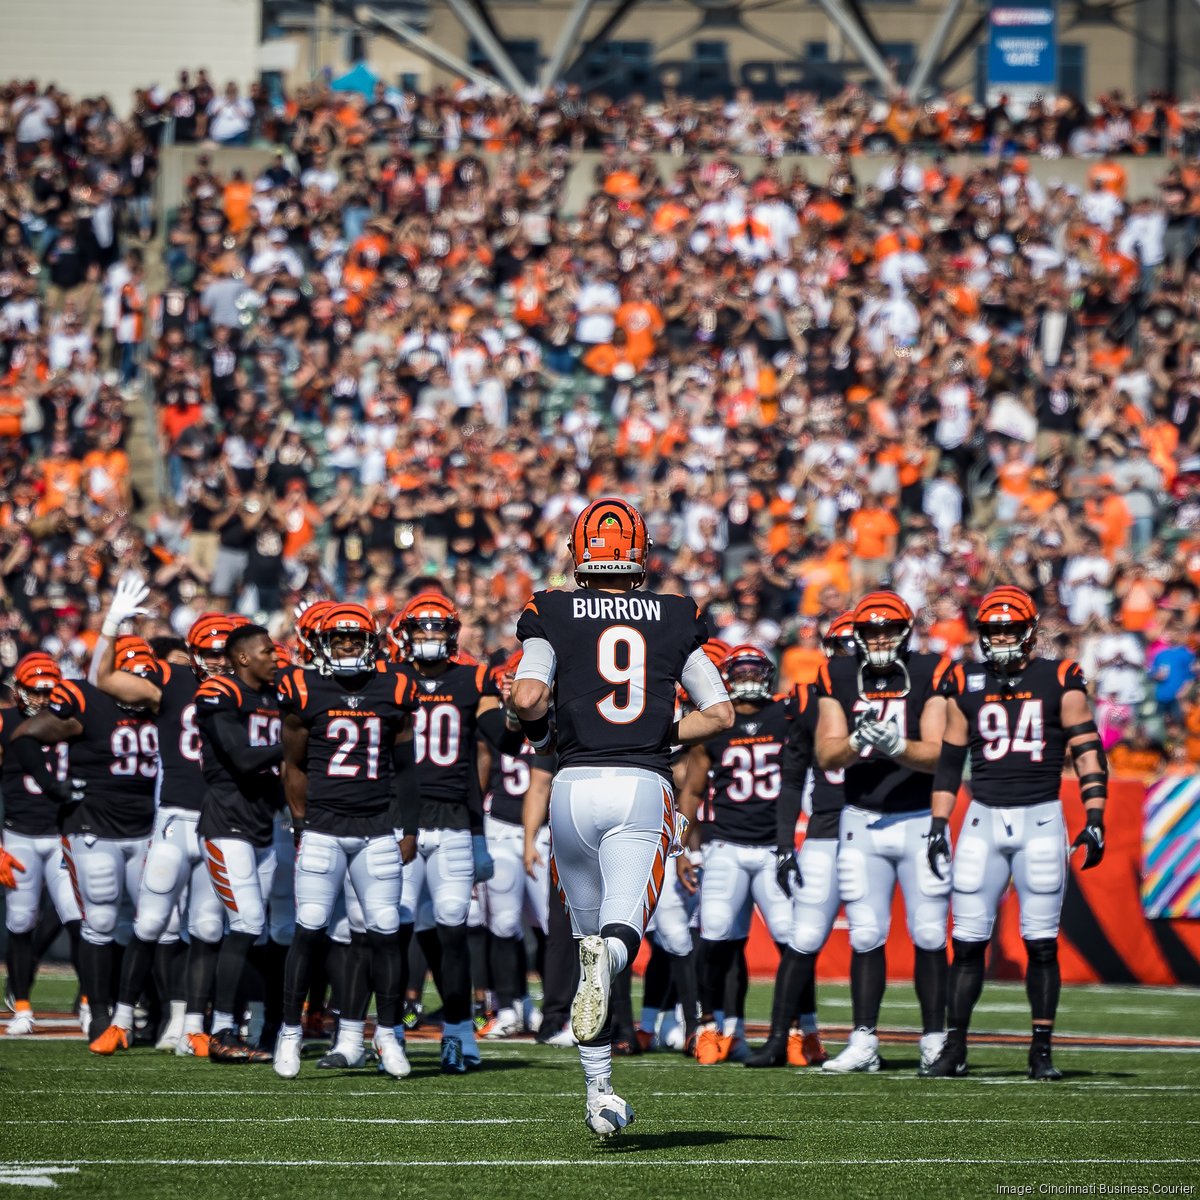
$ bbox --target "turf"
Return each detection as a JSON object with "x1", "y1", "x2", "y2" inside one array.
[{"x1": 2, "y1": 975, "x2": 1199, "y2": 1199}]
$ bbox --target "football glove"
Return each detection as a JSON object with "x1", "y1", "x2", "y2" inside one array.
[
  {"x1": 101, "y1": 574, "x2": 151, "y2": 638},
  {"x1": 48, "y1": 778, "x2": 87, "y2": 806},
  {"x1": 471, "y1": 834, "x2": 495, "y2": 883},
  {"x1": 775, "y1": 849, "x2": 802, "y2": 897},
  {"x1": 856, "y1": 717, "x2": 907, "y2": 759},
  {"x1": 1071, "y1": 810, "x2": 1105, "y2": 870},
  {"x1": 927, "y1": 817, "x2": 951, "y2": 880},
  {"x1": 0, "y1": 848, "x2": 25, "y2": 890},
  {"x1": 668, "y1": 812, "x2": 689, "y2": 859}
]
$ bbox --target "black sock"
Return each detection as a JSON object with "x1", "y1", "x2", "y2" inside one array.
[
  {"x1": 669, "y1": 946, "x2": 701, "y2": 1037},
  {"x1": 609, "y1": 963, "x2": 635, "y2": 1041},
  {"x1": 1032, "y1": 1022, "x2": 1053, "y2": 1050},
  {"x1": 213, "y1": 931, "x2": 256, "y2": 1018},
  {"x1": 305, "y1": 936, "x2": 330, "y2": 1015},
  {"x1": 368, "y1": 930, "x2": 403, "y2": 1028},
  {"x1": 283, "y1": 926, "x2": 327, "y2": 1026},
  {"x1": 407, "y1": 934, "x2": 428, "y2": 1006},
  {"x1": 850, "y1": 947, "x2": 887, "y2": 1031},
  {"x1": 771, "y1": 949, "x2": 816, "y2": 1039},
  {"x1": 79, "y1": 940, "x2": 113, "y2": 1040},
  {"x1": 914, "y1": 946, "x2": 948, "y2": 1035},
  {"x1": 490, "y1": 935, "x2": 522, "y2": 1012},
  {"x1": 325, "y1": 940, "x2": 346, "y2": 1015},
  {"x1": 699, "y1": 938, "x2": 736, "y2": 1021},
  {"x1": 32, "y1": 904, "x2": 63, "y2": 965},
  {"x1": 152, "y1": 940, "x2": 187, "y2": 1009},
  {"x1": 64, "y1": 920, "x2": 82, "y2": 983},
  {"x1": 641, "y1": 940, "x2": 672, "y2": 1011},
  {"x1": 397, "y1": 924, "x2": 413, "y2": 1005},
  {"x1": 261, "y1": 939, "x2": 288, "y2": 1030},
  {"x1": 417, "y1": 927, "x2": 444, "y2": 1001},
  {"x1": 947, "y1": 938, "x2": 988, "y2": 1043},
  {"x1": 186, "y1": 935, "x2": 221, "y2": 1017},
  {"x1": 467, "y1": 925, "x2": 490, "y2": 1007},
  {"x1": 436, "y1": 923, "x2": 470, "y2": 1025},
  {"x1": 5, "y1": 930, "x2": 34, "y2": 1004},
  {"x1": 341, "y1": 933, "x2": 372, "y2": 1023},
  {"x1": 724, "y1": 936, "x2": 749, "y2": 1023},
  {"x1": 116, "y1": 934, "x2": 158, "y2": 1009},
  {"x1": 1024, "y1": 937, "x2": 1061, "y2": 1025}
]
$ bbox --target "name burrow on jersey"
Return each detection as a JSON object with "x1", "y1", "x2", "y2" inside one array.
[{"x1": 571, "y1": 596, "x2": 663, "y2": 621}]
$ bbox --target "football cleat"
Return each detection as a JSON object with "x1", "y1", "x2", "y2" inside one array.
[
  {"x1": 585, "y1": 1090, "x2": 635, "y2": 1139},
  {"x1": 1028, "y1": 1043, "x2": 1063, "y2": 1081},
  {"x1": 634, "y1": 1029, "x2": 656, "y2": 1054},
  {"x1": 925, "y1": 1039, "x2": 969, "y2": 1078},
  {"x1": 798, "y1": 1031, "x2": 828, "y2": 1067},
  {"x1": 917, "y1": 1031, "x2": 948, "y2": 1077},
  {"x1": 821, "y1": 1027, "x2": 882, "y2": 1074},
  {"x1": 726, "y1": 1036, "x2": 751, "y2": 1064},
  {"x1": 682, "y1": 1031, "x2": 698, "y2": 1058},
  {"x1": 695, "y1": 1026, "x2": 729, "y2": 1066},
  {"x1": 302, "y1": 1005, "x2": 330, "y2": 1041},
  {"x1": 537, "y1": 1025, "x2": 576, "y2": 1047},
  {"x1": 175, "y1": 1031, "x2": 210, "y2": 1058},
  {"x1": 611, "y1": 1037, "x2": 642, "y2": 1057},
  {"x1": 274, "y1": 1030, "x2": 302, "y2": 1079},
  {"x1": 486, "y1": 1008, "x2": 522, "y2": 1039},
  {"x1": 441, "y1": 1035, "x2": 466, "y2": 1074},
  {"x1": 3, "y1": 988, "x2": 15, "y2": 1013},
  {"x1": 89, "y1": 1025, "x2": 130, "y2": 1056},
  {"x1": 522, "y1": 999, "x2": 543, "y2": 1034},
  {"x1": 317, "y1": 1042, "x2": 366, "y2": 1070},
  {"x1": 374, "y1": 1033, "x2": 411, "y2": 1079},
  {"x1": 401, "y1": 1000, "x2": 423, "y2": 1031},
  {"x1": 745, "y1": 1034, "x2": 789, "y2": 1068},
  {"x1": 209, "y1": 1028, "x2": 270, "y2": 1063},
  {"x1": 6, "y1": 1010, "x2": 35, "y2": 1038},
  {"x1": 156, "y1": 1004, "x2": 186, "y2": 1053},
  {"x1": 77, "y1": 998, "x2": 90, "y2": 1037},
  {"x1": 570, "y1": 935, "x2": 611, "y2": 1044}
]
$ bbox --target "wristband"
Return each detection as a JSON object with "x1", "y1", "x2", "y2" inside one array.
[
  {"x1": 1084, "y1": 808, "x2": 1104, "y2": 826},
  {"x1": 519, "y1": 711, "x2": 552, "y2": 751},
  {"x1": 101, "y1": 616, "x2": 123, "y2": 638},
  {"x1": 929, "y1": 816, "x2": 948, "y2": 836},
  {"x1": 932, "y1": 741, "x2": 968, "y2": 795}
]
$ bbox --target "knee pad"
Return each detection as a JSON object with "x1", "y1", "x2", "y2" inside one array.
[
  {"x1": 700, "y1": 892, "x2": 738, "y2": 943},
  {"x1": 951, "y1": 836, "x2": 988, "y2": 894},
  {"x1": 1023, "y1": 937, "x2": 1058, "y2": 966},
  {"x1": 142, "y1": 842, "x2": 184, "y2": 898},
  {"x1": 84, "y1": 902, "x2": 119, "y2": 940},
  {"x1": 486, "y1": 864, "x2": 524, "y2": 940},
  {"x1": 910, "y1": 899, "x2": 950, "y2": 951},
  {"x1": 1023, "y1": 837, "x2": 1065, "y2": 894},
  {"x1": 796, "y1": 843, "x2": 835, "y2": 907},
  {"x1": 951, "y1": 895, "x2": 994, "y2": 944},
  {"x1": 836, "y1": 847, "x2": 868, "y2": 904},
  {"x1": 189, "y1": 911, "x2": 225, "y2": 944},
  {"x1": 4, "y1": 886, "x2": 39, "y2": 935},
  {"x1": 78, "y1": 847, "x2": 121, "y2": 907},
  {"x1": 789, "y1": 908, "x2": 833, "y2": 956},
  {"x1": 845, "y1": 901, "x2": 886, "y2": 953}
]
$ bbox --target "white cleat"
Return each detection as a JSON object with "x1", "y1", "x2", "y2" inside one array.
[
  {"x1": 156, "y1": 1004, "x2": 186, "y2": 1053},
  {"x1": 585, "y1": 1091, "x2": 635, "y2": 1139},
  {"x1": 821, "y1": 1027, "x2": 882, "y2": 1074},
  {"x1": 6, "y1": 1010, "x2": 35, "y2": 1037},
  {"x1": 77, "y1": 1000, "x2": 90, "y2": 1037},
  {"x1": 274, "y1": 1030, "x2": 303, "y2": 1079},
  {"x1": 486, "y1": 1007, "x2": 522, "y2": 1039},
  {"x1": 541, "y1": 1026, "x2": 577, "y2": 1047},
  {"x1": 917, "y1": 1031, "x2": 947, "y2": 1077},
  {"x1": 522, "y1": 998, "x2": 543, "y2": 1034},
  {"x1": 374, "y1": 1034, "x2": 412, "y2": 1079},
  {"x1": 571, "y1": 935, "x2": 611, "y2": 1044}
]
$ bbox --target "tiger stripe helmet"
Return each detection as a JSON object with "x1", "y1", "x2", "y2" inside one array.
[
  {"x1": 187, "y1": 613, "x2": 235, "y2": 679},
  {"x1": 569, "y1": 497, "x2": 651, "y2": 589},
  {"x1": 702, "y1": 638, "x2": 733, "y2": 669},
  {"x1": 720, "y1": 644, "x2": 776, "y2": 704},
  {"x1": 295, "y1": 600, "x2": 336, "y2": 668},
  {"x1": 852, "y1": 591, "x2": 915, "y2": 670},
  {"x1": 318, "y1": 602, "x2": 379, "y2": 676},
  {"x1": 273, "y1": 642, "x2": 294, "y2": 672},
  {"x1": 14, "y1": 653, "x2": 62, "y2": 715},
  {"x1": 396, "y1": 593, "x2": 460, "y2": 664},
  {"x1": 977, "y1": 586, "x2": 1039, "y2": 671},
  {"x1": 114, "y1": 635, "x2": 154, "y2": 666},
  {"x1": 822, "y1": 611, "x2": 858, "y2": 659}
]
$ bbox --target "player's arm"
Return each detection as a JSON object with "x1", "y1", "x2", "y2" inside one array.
[
  {"x1": 674, "y1": 648, "x2": 734, "y2": 744},
  {"x1": 512, "y1": 635, "x2": 555, "y2": 749},
  {"x1": 11, "y1": 711, "x2": 83, "y2": 801},
  {"x1": 777, "y1": 719, "x2": 810, "y2": 856},
  {"x1": 200, "y1": 707, "x2": 282, "y2": 775},
  {"x1": 675, "y1": 743, "x2": 711, "y2": 892},
  {"x1": 893, "y1": 693, "x2": 948, "y2": 773},
  {"x1": 94, "y1": 637, "x2": 163, "y2": 713},
  {"x1": 391, "y1": 716, "x2": 420, "y2": 864},
  {"x1": 280, "y1": 712, "x2": 309, "y2": 831},
  {"x1": 1062, "y1": 686, "x2": 1107, "y2": 869},
  {"x1": 927, "y1": 697, "x2": 969, "y2": 879},
  {"x1": 89, "y1": 575, "x2": 151, "y2": 685},
  {"x1": 523, "y1": 762, "x2": 552, "y2": 879},
  {"x1": 815, "y1": 695, "x2": 860, "y2": 770}
]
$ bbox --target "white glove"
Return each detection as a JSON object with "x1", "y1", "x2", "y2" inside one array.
[
  {"x1": 856, "y1": 718, "x2": 907, "y2": 759},
  {"x1": 101, "y1": 575, "x2": 150, "y2": 638},
  {"x1": 848, "y1": 718, "x2": 882, "y2": 755},
  {"x1": 669, "y1": 811, "x2": 690, "y2": 858}
]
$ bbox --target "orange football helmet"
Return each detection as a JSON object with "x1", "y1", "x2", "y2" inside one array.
[
  {"x1": 296, "y1": 600, "x2": 336, "y2": 668},
  {"x1": 187, "y1": 613, "x2": 235, "y2": 679},
  {"x1": 569, "y1": 497, "x2": 650, "y2": 589},
  {"x1": 822, "y1": 611, "x2": 857, "y2": 659},
  {"x1": 396, "y1": 593, "x2": 460, "y2": 664},
  {"x1": 720, "y1": 644, "x2": 776, "y2": 703},
  {"x1": 318, "y1": 602, "x2": 379, "y2": 676},
  {"x1": 702, "y1": 638, "x2": 733, "y2": 669},
  {"x1": 852, "y1": 591, "x2": 914, "y2": 670},
  {"x1": 273, "y1": 642, "x2": 293, "y2": 672},
  {"x1": 14, "y1": 653, "x2": 61, "y2": 715},
  {"x1": 977, "y1": 586, "x2": 1039, "y2": 671}
]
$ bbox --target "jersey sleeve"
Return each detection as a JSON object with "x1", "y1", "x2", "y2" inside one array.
[
  {"x1": 142, "y1": 660, "x2": 169, "y2": 691},
  {"x1": 477, "y1": 663, "x2": 501, "y2": 701},
  {"x1": 1057, "y1": 660, "x2": 1088, "y2": 693},
  {"x1": 515, "y1": 593, "x2": 548, "y2": 643},
  {"x1": 938, "y1": 663, "x2": 965, "y2": 698},
  {"x1": 393, "y1": 669, "x2": 419, "y2": 713},
  {"x1": 816, "y1": 661, "x2": 835, "y2": 699},
  {"x1": 275, "y1": 668, "x2": 309, "y2": 719},
  {"x1": 684, "y1": 598, "x2": 709, "y2": 655},
  {"x1": 47, "y1": 680, "x2": 87, "y2": 722},
  {"x1": 194, "y1": 675, "x2": 243, "y2": 719}
]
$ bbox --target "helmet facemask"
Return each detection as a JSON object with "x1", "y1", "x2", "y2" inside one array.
[
  {"x1": 319, "y1": 626, "x2": 377, "y2": 676},
  {"x1": 854, "y1": 619, "x2": 912, "y2": 672},
  {"x1": 404, "y1": 617, "x2": 457, "y2": 664},
  {"x1": 17, "y1": 682, "x2": 56, "y2": 717},
  {"x1": 722, "y1": 654, "x2": 775, "y2": 703}
]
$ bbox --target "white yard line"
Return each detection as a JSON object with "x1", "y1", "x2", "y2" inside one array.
[{"x1": 6, "y1": 1158, "x2": 1200, "y2": 1169}]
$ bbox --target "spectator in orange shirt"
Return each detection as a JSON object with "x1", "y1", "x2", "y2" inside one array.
[
  {"x1": 848, "y1": 495, "x2": 899, "y2": 590},
  {"x1": 223, "y1": 168, "x2": 253, "y2": 234},
  {"x1": 1087, "y1": 153, "x2": 1128, "y2": 199},
  {"x1": 38, "y1": 439, "x2": 83, "y2": 514},
  {"x1": 778, "y1": 620, "x2": 827, "y2": 692},
  {"x1": 615, "y1": 281, "x2": 664, "y2": 370}
]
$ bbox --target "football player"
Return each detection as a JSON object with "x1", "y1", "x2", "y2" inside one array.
[
  {"x1": 512, "y1": 497, "x2": 734, "y2": 1138},
  {"x1": 88, "y1": 608, "x2": 234, "y2": 1056},
  {"x1": 925, "y1": 586, "x2": 1107, "y2": 1081},
  {"x1": 193, "y1": 623, "x2": 282, "y2": 1063},
  {"x1": 1, "y1": 653, "x2": 81, "y2": 1036},
  {"x1": 11, "y1": 643, "x2": 160, "y2": 1044},
  {"x1": 477, "y1": 650, "x2": 552, "y2": 1038},
  {"x1": 393, "y1": 592, "x2": 499, "y2": 1074},
  {"x1": 678, "y1": 645, "x2": 793, "y2": 1066},
  {"x1": 274, "y1": 602, "x2": 419, "y2": 1080},
  {"x1": 816, "y1": 591, "x2": 953, "y2": 1075},
  {"x1": 744, "y1": 613, "x2": 856, "y2": 1069}
]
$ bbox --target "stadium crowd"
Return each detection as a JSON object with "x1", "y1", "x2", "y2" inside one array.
[{"x1": 2, "y1": 72, "x2": 1200, "y2": 778}]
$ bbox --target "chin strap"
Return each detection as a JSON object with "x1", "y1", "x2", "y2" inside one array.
[{"x1": 856, "y1": 658, "x2": 911, "y2": 702}]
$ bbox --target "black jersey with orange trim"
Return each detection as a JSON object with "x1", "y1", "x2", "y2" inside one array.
[
  {"x1": 399, "y1": 659, "x2": 499, "y2": 830},
  {"x1": 0, "y1": 707, "x2": 68, "y2": 836},
  {"x1": 195, "y1": 674, "x2": 282, "y2": 846},
  {"x1": 143, "y1": 661, "x2": 207, "y2": 813},
  {"x1": 942, "y1": 656, "x2": 1088, "y2": 808},
  {"x1": 516, "y1": 588, "x2": 709, "y2": 782},
  {"x1": 278, "y1": 663, "x2": 418, "y2": 836},
  {"x1": 817, "y1": 652, "x2": 950, "y2": 814},
  {"x1": 784, "y1": 684, "x2": 844, "y2": 839},
  {"x1": 699, "y1": 698, "x2": 790, "y2": 846},
  {"x1": 46, "y1": 680, "x2": 158, "y2": 838},
  {"x1": 477, "y1": 708, "x2": 552, "y2": 827}
]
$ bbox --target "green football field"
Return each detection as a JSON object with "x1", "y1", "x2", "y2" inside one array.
[{"x1": 2, "y1": 973, "x2": 1199, "y2": 1199}]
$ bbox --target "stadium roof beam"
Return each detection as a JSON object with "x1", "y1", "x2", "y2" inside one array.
[
  {"x1": 442, "y1": 0, "x2": 532, "y2": 94},
  {"x1": 908, "y1": 0, "x2": 968, "y2": 97},
  {"x1": 933, "y1": 12, "x2": 986, "y2": 81},
  {"x1": 356, "y1": 5, "x2": 509, "y2": 95},
  {"x1": 539, "y1": 0, "x2": 599, "y2": 92},
  {"x1": 565, "y1": 0, "x2": 644, "y2": 79},
  {"x1": 812, "y1": 0, "x2": 897, "y2": 94}
]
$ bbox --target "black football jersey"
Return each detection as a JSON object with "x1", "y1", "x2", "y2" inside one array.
[
  {"x1": 195, "y1": 674, "x2": 282, "y2": 846},
  {"x1": 516, "y1": 588, "x2": 709, "y2": 781},
  {"x1": 278, "y1": 663, "x2": 418, "y2": 836},
  {"x1": 942, "y1": 656, "x2": 1088, "y2": 808},
  {"x1": 700, "y1": 699, "x2": 790, "y2": 846},
  {"x1": 0, "y1": 706, "x2": 68, "y2": 837},
  {"x1": 784, "y1": 684, "x2": 844, "y2": 840},
  {"x1": 400, "y1": 659, "x2": 499, "y2": 831},
  {"x1": 817, "y1": 652, "x2": 952, "y2": 814},
  {"x1": 46, "y1": 679, "x2": 158, "y2": 838},
  {"x1": 143, "y1": 661, "x2": 207, "y2": 813},
  {"x1": 478, "y1": 707, "x2": 552, "y2": 827}
]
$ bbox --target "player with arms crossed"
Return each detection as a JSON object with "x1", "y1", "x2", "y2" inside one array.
[
  {"x1": 815, "y1": 591, "x2": 953, "y2": 1074},
  {"x1": 925, "y1": 586, "x2": 1107, "y2": 1080},
  {"x1": 512, "y1": 498, "x2": 733, "y2": 1138}
]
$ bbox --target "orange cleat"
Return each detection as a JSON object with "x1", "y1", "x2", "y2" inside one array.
[
  {"x1": 635, "y1": 1029, "x2": 656, "y2": 1054},
  {"x1": 695, "y1": 1027, "x2": 730, "y2": 1066},
  {"x1": 800, "y1": 1031, "x2": 828, "y2": 1066},
  {"x1": 89, "y1": 1025, "x2": 130, "y2": 1056},
  {"x1": 175, "y1": 1031, "x2": 210, "y2": 1058}
]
